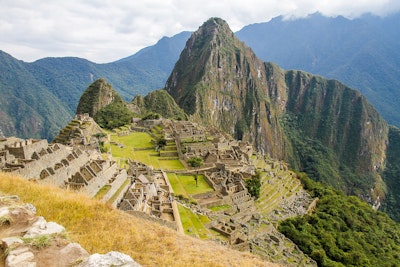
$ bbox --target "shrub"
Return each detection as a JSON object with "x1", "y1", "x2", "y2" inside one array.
[{"x1": 187, "y1": 157, "x2": 203, "y2": 167}]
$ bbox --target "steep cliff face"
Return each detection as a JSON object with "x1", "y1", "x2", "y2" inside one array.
[
  {"x1": 165, "y1": 17, "x2": 389, "y2": 204},
  {"x1": 283, "y1": 70, "x2": 388, "y2": 197}
]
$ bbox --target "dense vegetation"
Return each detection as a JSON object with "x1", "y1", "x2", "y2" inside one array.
[
  {"x1": 279, "y1": 173, "x2": 400, "y2": 267},
  {"x1": 237, "y1": 12, "x2": 400, "y2": 127},
  {"x1": 245, "y1": 172, "x2": 261, "y2": 199},
  {"x1": 0, "y1": 51, "x2": 71, "y2": 140},
  {"x1": 0, "y1": 32, "x2": 190, "y2": 141},
  {"x1": 75, "y1": 78, "x2": 135, "y2": 130},
  {"x1": 132, "y1": 89, "x2": 187, "y2": 120},
  {"x1": 381, "y1": 126, "x2": 400, "y2": 221},
  {"x1": 187, "y1": 157, "x2": 203, "y2": 167},
  {"x1": 93, "y1": 101, "x2": 134, "y2": 130}
]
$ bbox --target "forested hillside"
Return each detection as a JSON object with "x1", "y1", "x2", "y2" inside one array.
[{"x1": 237, "y1": 12, "x2": 400, "y2": 127}]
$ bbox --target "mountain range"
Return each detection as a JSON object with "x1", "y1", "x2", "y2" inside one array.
[
  {"x1": 2, "y1": 15, "x2": 400, "y2": 266},
  {"x1": 1, "y1": 12, "x2": 400, "y2": 141},
  {"x1": 236, "y1": 12, "x2": 400, "y2": 127},
  {"x1": 0, "y1": 31, "x2": 190, "y2": 140}
]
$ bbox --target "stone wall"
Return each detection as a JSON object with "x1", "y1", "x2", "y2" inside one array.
[
  {"x1": 6, "y1": 139, "x2": 48, "y2": 160},
  {"x1": 102, "y1": 169, "x2": 128, "y2": 201},
  {"x1": 83, "y1": 160, "x2": 118, "y2": 197},
  {"x1": 12, "y1": 144, "x2": 71, "y2": 180}
]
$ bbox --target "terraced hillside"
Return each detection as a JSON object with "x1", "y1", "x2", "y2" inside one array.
[{"x1": 101, "y1": 119, "x2": 316, "y2": 266}]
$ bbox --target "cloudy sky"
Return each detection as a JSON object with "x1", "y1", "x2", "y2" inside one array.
[{"x1": 1, "y1": 0, "x2": 399, "y2": 63}]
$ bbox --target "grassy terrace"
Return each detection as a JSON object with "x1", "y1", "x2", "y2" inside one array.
[
  {"x1": 256, "y1": 170, "x2": 302, "y2": 215},
  {"x1": 108, "y1": 131, "x2": 185, "y2": 171},
  {"x1": 167, "y1": 174, "x2": 213, "y2": 199},
  {"x1": 178, "y1": 203, "x2": 211, "y2": 239},
  {"x1": 108, "y1": 129, "x2": 220, "y2": 243}
]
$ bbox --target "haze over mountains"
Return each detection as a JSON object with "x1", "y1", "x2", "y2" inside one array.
[
  {"x1": 1, "y1": 12, "x2": 399, "y2": 141},
  {"x1": 0, "y1": 31, "x2": 190, "y2": 140},
  {"x1": 236, "y1": 12, "x2": 400, "y2": 127}
]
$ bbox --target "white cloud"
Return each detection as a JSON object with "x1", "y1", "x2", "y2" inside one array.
[{"x1": 1, "y1": 0, "x2": 399, "y2": 63}]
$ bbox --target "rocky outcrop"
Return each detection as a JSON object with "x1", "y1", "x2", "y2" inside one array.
[
  {"x1": 76, "y1": 78, "x2": 120, "y2": 117},
  {"x1": 0, "y1": 195, "x2": 141, "y2": 267}
]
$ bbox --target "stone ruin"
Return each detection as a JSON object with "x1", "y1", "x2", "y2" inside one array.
[
  {"x1": 0, "y1": 137, "x2": 127, "y2": 198},
  {"x1": 0, "y1": 133, "x2": 182, "y2": 232},
  {"x1": 160, "y1": 120, "x2": 254, "y2": 173},
  {"x1": 52, "y1": 113, "x2": 103, "y2": 149},
  {"x1": 0, "y1": 117, "x2": 316, "y2": 266},
  {"x1": 118, "y1": 160, "x2": 180, "y2": 231}
]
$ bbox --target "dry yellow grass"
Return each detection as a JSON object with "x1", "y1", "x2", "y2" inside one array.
[{"x1": 0, "y1": 172, "x2": 280, "y2": 267}]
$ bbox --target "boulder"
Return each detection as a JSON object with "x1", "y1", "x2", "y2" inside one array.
[{"x1": 79, "y1": 251, "x2": 142, "y2": 267}]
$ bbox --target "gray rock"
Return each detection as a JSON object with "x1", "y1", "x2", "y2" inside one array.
[
  {"x1": 23, "y1": 217, "x2": 65, "y2": 238},
  {"x1": 2, "y1": 237, "x2": 24, "y2": 248},
  {"x1": 80, "y1": 251, "x2": 142, "y2": 267},
  {"x1": 0, "y1": 207, "x2": 10, "y2": 217},
  {"x1": 6, "y1": 250, "x2": 35, "y2": 267},
  {"x1": 23, "y1": 204, "x2": 37, "y2": 215},
  {"x1": 9, "y1": 246, "x2": 31, "y2": 256},
  {"x1": 59, "y1": 242, "x2": 90, "y2": 265}
]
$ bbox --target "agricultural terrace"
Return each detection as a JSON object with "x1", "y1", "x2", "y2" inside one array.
[
  {"x1": 167, "y1": 174, "x2": 213, "y2": 200},
  {"x1": 177, "y1": 203, "x2": 227, "y2": 241},
  {"x1": 108, "y1": 131, "x2": 185, "y2": 171}
]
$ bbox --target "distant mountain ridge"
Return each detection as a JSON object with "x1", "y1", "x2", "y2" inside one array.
[
  {"x1": 236, "y1": 12, "x2": 400, "y2": 126},
  {"x1": 1, "y1": 12, "x2": 400, "y2": 142},
  {"x1": 0, "y1": 31, "x2": 191, "y2": 140}
]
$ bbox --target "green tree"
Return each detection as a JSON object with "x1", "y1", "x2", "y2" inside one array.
[
  {"x1": 187, "y1": 157, "x2": 203, "y2": 168},
  {"x1": 245, "y1": 172, "x2": 261, "y2": 199}
]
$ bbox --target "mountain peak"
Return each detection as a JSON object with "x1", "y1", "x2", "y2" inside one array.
[
  {"x1": 76, "y1": 78, "x2": 122, "y2": 117},
  {"x1": 198, "y1": 17, "x2": 231, "y2": 34},
  {"x1": 165, "y1": 17, "x2": 279, "y2": 153}
]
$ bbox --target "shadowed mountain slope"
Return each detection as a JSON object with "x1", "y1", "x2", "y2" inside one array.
[{"x1": 236, "y1": 12, "x2": 400, "y2": 126}]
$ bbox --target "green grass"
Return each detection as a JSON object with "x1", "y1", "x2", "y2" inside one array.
[
  {"x1": 209, "y1": 204, "x2": 231, "y2": 212},
  {"x1": 111, "y1": 132, "x2": 154, "y2": 149},
  {"x1": 167, "y1": 174, "x2": 213, "y2": 197},
  {"x1": 179, "y1": 174, "x2": 213, "y2": 195},
  {"x1": 158, "y1": 160, "x2": 185, "y2": 171},
  {"x1": 167, "y1": 173, "x2": 189, "y2": 198},
  {"x1": 22, "y1": 235, "x2": 52, "y2": 249},
  {"x1": 108, "y1": 132, "x2": 185, "y2": 171},
  {"x1": 94, "y1": 185, "x2": 111, "y2": 199},
  {"x1": 177, "y1": 203, "x2": 211, "y2": 239}
]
